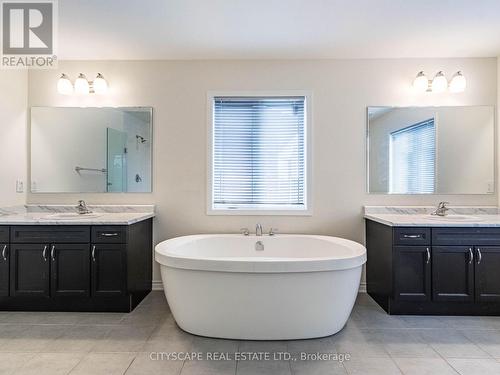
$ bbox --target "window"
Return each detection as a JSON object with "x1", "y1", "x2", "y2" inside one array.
[
  {"x1": 209, "y1": 95, "x2": 309, "y2": 214},
  {"x1": 389, "y1": 119, "x2": 436, "y2": 194}
]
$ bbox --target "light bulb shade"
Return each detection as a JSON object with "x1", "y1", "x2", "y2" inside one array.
[
  {"x1": 431, "y1": 71, "x2": 448, "y2": 93},
  {"x1": 57, "y1": 74, "x2": 73, "y2": 95},
  {"x1": 93, "y1": 73, "x2": 108, "y2": 94},
  {"x1": 449, "y1": 71, "x2": 466, "y2": 93},
  {"x1": 74, "y1": 73, "x2": 90, "y2": 95},
  {"x1": 413, "y1": 71, "x2": 428, "y2": 92}
]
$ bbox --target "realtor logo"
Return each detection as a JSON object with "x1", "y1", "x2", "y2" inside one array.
[{"x1": 1, "y1": 0, "x2": 57, "y2": 68}]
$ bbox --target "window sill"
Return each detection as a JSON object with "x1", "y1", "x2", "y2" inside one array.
[{"x1": 207, "y1": 207, "x2": 312, "y2": 216}]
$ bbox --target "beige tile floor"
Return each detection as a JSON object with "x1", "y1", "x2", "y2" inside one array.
[{"x1": 1, "y1": 292, "x2": 500, "y2": 374}]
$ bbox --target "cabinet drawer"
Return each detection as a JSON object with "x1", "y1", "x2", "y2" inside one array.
[
  {"x1": 10, "y1": 226, "x2": 90, "y2": 243},
  {"x1": 394, "y1": 228, "x2": 430, "y2": 246},
  {"x1": 432, "y1": 228, "x2": 500, "y2": 246},
  {"x1": 92, "y1": 226, "x2": 127, "y2": 243},
  {"x1": 0, "y1": 227, "x2": 8, "y2": 242}
]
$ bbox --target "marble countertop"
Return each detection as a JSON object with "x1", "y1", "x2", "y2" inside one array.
[
  {"x1": 0, "y1": 205, "x2": 155, "y2": 225},
  {"x1": 364, "y1": 206, "x2": 500, "y2": 227}
]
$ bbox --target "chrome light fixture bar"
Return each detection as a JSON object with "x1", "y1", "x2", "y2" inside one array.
[
  {"x1": 412, "y1": 70, "x2": 466, "y2": 93},
  {"x1": 57, "y1": 73, "x2": 109, "y2": 95}
]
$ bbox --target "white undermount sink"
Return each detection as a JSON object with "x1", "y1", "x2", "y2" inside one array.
[
  {"x1": 424, "y1": 214, "x2": 482, "y2": 221},
  {"x1": 40, "y1": 212, "x2": 102, "y2": 220}
]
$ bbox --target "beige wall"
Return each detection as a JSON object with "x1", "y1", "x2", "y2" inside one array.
[
  {"x1": 26, "y1": 58, "x2": 498, "y2": 283},
  {"x1": 0, "y1": 70, "x2": 27, "y2": 206}
]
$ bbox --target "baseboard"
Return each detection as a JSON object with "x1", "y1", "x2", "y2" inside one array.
[
  {"x1": 152, "y1": 280, "x2": 367, "y2": 293},
  {"x1": 358, "y1": 282, "x2": 367, "y2": 293},
  {"x1": 152, "y1": 280, "x2": 164, "y2": 291}
]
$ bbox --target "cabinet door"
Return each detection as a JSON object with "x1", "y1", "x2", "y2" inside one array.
[
  {"x1": 432, "y1": 246, "x2": 474, "y2": 302},
  {"x1": 394, "y1": 246, "x2": 431, "y2": 301},
  {"x1": 0, "y1": 244, "x2": 9, "y2": 297},
  {"x1": 475, "y1": 246, "x2": 500, "y2": 302},
  {"x1": 91, "y1": 244, "x2": 126, "y2": 297},
  {"x1": 10, "y1": 244, "x2": 50, "y2": 297},
  {"x1": 51, "y1": 244, "x2": 90, "y2": 297}
]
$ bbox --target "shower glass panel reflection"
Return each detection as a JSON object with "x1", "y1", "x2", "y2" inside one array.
[{"x1": 107, "y1": 128, "x2": 128, "y2": 192}]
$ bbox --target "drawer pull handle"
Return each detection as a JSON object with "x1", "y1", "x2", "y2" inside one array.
[
  {"x1": 42, "y1": 245, "x2": 48, "y2": 261},
  {"x1": 101, "y1": 233, "x2": 119, "y2": 237},
  {"x1": 1, "y1": 245, "x2": 7, "y2": 261},
  {"x1": 403, "y1": 234, "x2": 422, "y2": 239},
  {"x1": 477, "y1": 248, "x2": 482, "y2": 264},
  {"x1": 469, "y1": 248, "x2": 473, "y2": 264},
  {"x1": 426, "y1": 248, "x2": 430, "y2": 264},
  {"x1": 51, "y1": 245, "x2": 56, "y2": 261},
  {"x1": 92, "y1": 245, "x2": 96, "y2": 262}
]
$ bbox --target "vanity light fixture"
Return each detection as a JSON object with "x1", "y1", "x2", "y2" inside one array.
[
  {"x1": 93, "y1": 73, "x2": 108, "y2": 95},
  {"x1": 74, "y1": 73, "x2": 90, "y2": 95},
  {"x1": 412, "y1": 70, "x2": 466, "y2": 93},
  {"x1": 431, "y1": 71, "x2": 448, "y2": 93},
  {"x1": 57, "y1": 73, "x2": 109, "y2": 95},
  {"x1": 449, "y1": 71, "x2": 467, "y2": 93},
  {"x1": 412, "y1": 71, "x2": 429, "y2": 93},
  {"x1": 56, "y1": 74, "x2": 73, "y2": 95}
]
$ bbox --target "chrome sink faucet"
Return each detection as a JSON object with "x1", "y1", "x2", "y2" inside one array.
[
  {"x1": 256, "y1": 223, "x2": 263, "y2": 236},
  {"x1": 76, "y1": 200, "x2": 92, "y2": 215},
  {"x1": 431, "y1": 201, "x2": 450, "y2": 216}
]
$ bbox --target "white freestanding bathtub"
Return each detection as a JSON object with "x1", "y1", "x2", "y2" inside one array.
[{"x1": 155, "y1": 234, "x2": 366, "y2": 340}]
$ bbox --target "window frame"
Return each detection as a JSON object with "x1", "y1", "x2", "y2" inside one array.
[{"x1": 206, "y1": 91, "x2": 313, "y2": 216}]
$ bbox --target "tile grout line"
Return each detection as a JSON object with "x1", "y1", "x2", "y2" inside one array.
[
  {"x1": 234, "y1": 339, "x2": 240, "y2": 375},
  {"x1": 65, "y1": 352, "x2": 88, "y2": 375},
  {"x1": 122, "y1": 353, "x2": 139, "y2": 375},
  {"x1": 424, "y1": 336, "x2": 468, "y2": 375},
  {"x1": 178, "y1": 359, "x2": 186, "y2": 375},
  {"x1": 339, "y1": 361, "x2": 348, "y2": 375},
  {"x1": 286, "y1": 340, "x2": 294, "y2": 375},
  {"x1": 388, "y1": 356, "x2": 405, "y2": 375}
]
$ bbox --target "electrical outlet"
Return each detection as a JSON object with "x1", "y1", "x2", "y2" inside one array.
[
  {"x1": 487, "y1": 181, "x2": 494, "y2": 193},
  {"x1": 16, "y1": 180, "x2": 23, "y2": 193}
]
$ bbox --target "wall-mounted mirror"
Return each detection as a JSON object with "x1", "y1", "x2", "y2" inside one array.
[
  {"x1": 31, "y1": 107, "x2": 153, "y2": 193},
  {"x1": 367, "y1": 106, "x2": 495, "y2": 194}
]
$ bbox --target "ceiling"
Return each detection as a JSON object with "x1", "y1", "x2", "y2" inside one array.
[{"x1": 59, "y1": 0, "x2": 500, "y2": 60}]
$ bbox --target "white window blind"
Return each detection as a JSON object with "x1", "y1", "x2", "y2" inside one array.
[
  {"x1": 389, "y1": 119, "x2": 436, "y2": 194},
  {"x1": 212, "y1": 96, "x2": 306, "y2": 210}
]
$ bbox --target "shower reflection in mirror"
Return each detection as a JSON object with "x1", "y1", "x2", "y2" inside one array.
[{"x1": 31, "y1": 107, "x2": 153, "y2": 193}]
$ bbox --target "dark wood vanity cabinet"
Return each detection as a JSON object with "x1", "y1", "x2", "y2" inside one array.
[
  {"x1": 10, "y1": 244, "x2": 51, "y2": 297},
  {"x1": 366, "y1": 220, "x2": 500, "y2": 315},
  {"x1": 0, "y1": 219, "x2": 152, "y2": 312},
  {"x1": 394, "y1": 246, "x2": 431, "y2": 302},
  {"x1": 0, "y1": 244, "x2": 9, "y2": 297},
  {"x1": 475, "y1": 247, "x2": 500, "y2": 302},
  {"x1": 0, "y1": 228, "x2": 9, "y2": 297},
  {"x1": 51, "y1": 244, "x2": 90, "y2": 297},
  {"x1": 432, "y1": 246, "x2": 474, "y2": 302},
  {"x1": 91, "y1": 244, "x2": 126, "y2": 297}
]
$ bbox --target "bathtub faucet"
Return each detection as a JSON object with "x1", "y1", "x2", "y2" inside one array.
[{"x1": 256, "y1": 223, "x2": 263, "y2": 236}]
